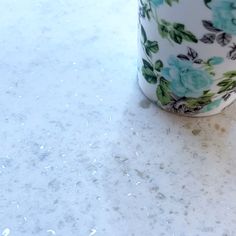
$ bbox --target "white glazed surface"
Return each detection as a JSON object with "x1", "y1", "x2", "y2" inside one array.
[{"x1": 1, "y1": 0, "x2": 236, "y2": 236}]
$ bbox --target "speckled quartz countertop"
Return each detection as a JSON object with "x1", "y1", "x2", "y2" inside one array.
[{"x1": 1, "y1": 0, "x2": 236, "y2": 236}]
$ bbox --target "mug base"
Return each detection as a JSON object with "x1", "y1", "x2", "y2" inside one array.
[{"x1": 138, "y1": 74, "x2": 236, "y2": 118}]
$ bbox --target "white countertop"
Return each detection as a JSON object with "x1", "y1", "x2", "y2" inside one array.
[{"x1": 1, "y1": 0, "x2": 236, "y2": 235}]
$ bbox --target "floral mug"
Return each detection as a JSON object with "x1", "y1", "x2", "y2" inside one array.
[{"x1": 138, "y1": 0, "x2": 236, "y2": 116}]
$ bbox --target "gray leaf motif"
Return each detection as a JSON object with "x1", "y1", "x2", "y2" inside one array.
[
  {"x1": 177, "y1": 54, "x2": 190, "y2": 61},
  {"x1": 200, "y1": 33, "x2": 216, "y2": 44},
  {"x1": 202, "y1": 20, "x2": 222, "y2": 33},
  {"x1": 216, "y1": 33, "x2": 232, "y2": 46},
  {"x1": 227, "y1": 44, "x2": 236, "y2": 60},
  {"x1": 187, "y1": 47, "x2": 198, "y2": 60}
]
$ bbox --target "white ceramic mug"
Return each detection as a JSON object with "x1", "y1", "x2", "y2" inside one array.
[{"x1": 138, "y1": 0, "x2": 236, "y2": 116}]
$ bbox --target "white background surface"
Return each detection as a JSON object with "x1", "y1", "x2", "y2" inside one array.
[{"x1": 0, "y1": 0, "x2": 236, "y2": 235}]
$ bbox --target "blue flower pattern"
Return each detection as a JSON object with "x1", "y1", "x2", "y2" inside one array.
[
  {"x1": 161, "y1": 56, "x2": 213, "y2": 98},
  {"x1": 209, "y1": 0, "x2": 236, "y2": 35},
  {"x1": 151, "y1": 0, "x2": 163, "y2": 7}
]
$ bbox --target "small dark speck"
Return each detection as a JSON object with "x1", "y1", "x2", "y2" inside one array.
[
  {"x1": 135, "y1": 169, "x2": 146, "y2": 179},
  {"x1": 38, "y1": 152, "x2": 50, "y2": 161},
  {"x1": 64, "y1": 215, "x2": 75, "y2": 223},
  {"x1": 193, "y1": 152, "x2": 198, "y2": 158},
  {"x1": 48, "y1": 179, "x2": 61, "y2": 191},
  {"x1": 201, "y1": 227, "x2": 214, "y2": 232},
  {"x1": 33, "y1": 226, "x2": 43, "y2": 234},
  {"x1": 113, "y1": 207, "x2": 120, "y2": 211},
  {"x1": 159, "y1": 163, "x2": 165, "y2": 170},
  {"x1": 57, "y1": 220, "x2": 65, "y2": 229},
  {"x1": 139, "y1": 99, "x2": 151, "y2": 109},
  {"x1": 156, "y1": 192, "x2": 166, "y2": 200},
  {"x1": 53, "y1": 199, "x2": 59, "y2": 204},
  {"x1": 166, "y1": 128, "x2": 171, "y2": 134},
  {"x1": 150, "y1": 186, "x2": 159, "y2": 192}
]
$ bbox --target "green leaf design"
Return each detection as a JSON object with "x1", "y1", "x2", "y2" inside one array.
[
  {"x1": 161, "y1": 19, "x2": 171, "y2": 27},
  {"x1": 204, "y1": 0, "x2": 212, "y2": 8},
  {"x1": 186, "y1": 92, "x2": 214, "y2": 108},
  {"x1": 157, "y1": 19, "x2": 198, "y2": 44},
  {"x1": 141, "y1": 24, "x2": 159, "y2": 57},
  {"x1": 164, "y1": 0, "x2": 179, "y2": 6},
  {"x1": 139, "y1": 0, "x2": 152, "y2": 20},
  {"x1": 217, "y1": 71, "x2": 236, "y2": 94},
  {"x1": 169, "y1": 30, "x2": 183, "y2": 44},
  {"x1": 154, "y1": 60, "x2": 163, "y2": 72},
  {"x1": 156, "y1": 77, "x2": 172, "y2": 105},
  {"x1": 142, "y1": 59, "x2": 153, "y2": 68},
  {"x1": 141, "y1": 59, "x2": 157, "y2": 84},
  {"x1": 180, "y1": 30, "x2": 198, "y2": 43},
  {"x1": 158, "y1": 23, "x2": 169, "y2": 38},
  {"x1": 223, "y1": 71, "x2": 236, "y2": 79},
  {"x1": 173, "y1": 23, "x2": 185, "y2": 31},
  {"x1": 144, "y1": 40, "x2": 159, "y2": 56},
  {"x1": 141, "y1": 24, "x2": 147, "y2": 43},
  {"x1": 217, "y1": 79, "x2": 236, "y2": 94}
]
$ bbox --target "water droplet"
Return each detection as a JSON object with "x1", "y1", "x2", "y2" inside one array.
[
  {"x1": 2, "y1": 228, "x2": 10, "y2": 236},
  {"x1": 47, "y1": 229, "x2": 56, "y2": 235},
  {"x1": 89, "y1": 229, "x2": 97, "y2": 236}
]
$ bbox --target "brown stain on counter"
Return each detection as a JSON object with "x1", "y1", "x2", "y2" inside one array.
[
  {"x1": 214, "y1": 123, "x2": 226, "y2": 133},
  {"x1": 221, "y1": 127, "x2": 226, "y2": 133},
  {"x1": 184, "y1": 122, "x2": 227, "y2": 136},
  {"x1": 214, "y1": 123, "x2": 220, "y2": 130},
  {"x1": 181, "y1": 118, "x2": 230, "y2": 152},
  {"x1": 192, "y1": 129, "x2": 201, "y2": 136},
  {"x1": 168, "y1": 106, "x2": 236, "y2": 158}
]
